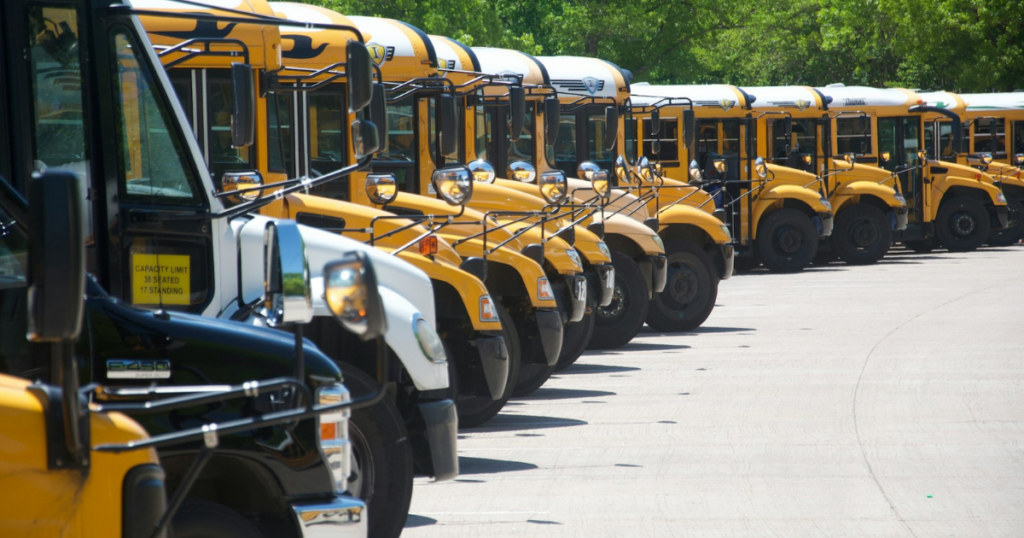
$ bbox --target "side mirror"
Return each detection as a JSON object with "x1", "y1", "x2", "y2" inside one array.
[
  {"x1": 351, "y1": 120, "x2": 380, "y2": 160},
  {"x1": 324, "y1": 251, "x2": 387, "y2": 341},
  {"x1": 604, "y1": 106, "x2": 619, "y2": 151},
  {"x1": 509, "y1": 87, "x2": 526, "y2": 142},
  {"x1": 544, "y1": 97, "x2": 561, "y2": 144},
  {"x1": 860, "y1": 141, "x2": 868, "y2": 154},
  {"x1": 230, "y1": 63, "x2": 255, "y2": 148},
  {"x1": 682, "y1": 109, "x2": 696, "y2": 150},
  {"x1": 651, "y1": 139, "x2": 661, "y2": 155},
  {"x1": 987, "y1": 118, "x2": 999, "y2": 153},
  {"x1": 370, "y1": 83, "x2": 389, "y2": 153},
  {"x1": 858, "y1": 115, "x2": 868, "y2": 133},
  {"x1": 649, "y1": 109, "x2": 661, "y2": 136},
  {"x1": 220, "y1": 170, "x2": 264, "y2": 205},
  {"x1": 263, "y1": 220, "x2": 313, "y2": 327},
  {"x1": 783, "y1": 116, "x2": 793, "y2": 138},
  {"x1": 28, "y1": 170, "x2": 84, "y2": 342},
  {"x1": 347, "y1": 40, "x2": 373, "y2": 113},
  {"x1": 432, "y1": 164, "x2": 473, "y2": 205},
  {"x1": 440, "y1": 94, "x2": 458, "y2": 157}
]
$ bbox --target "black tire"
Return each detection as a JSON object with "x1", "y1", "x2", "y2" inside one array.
[
  {"x1": 337, "y1": 364, "x2": 413, "y2": 538},
  {"x1": 646, "y1": 240, "x2": 718, "y2": 332},
  {"x1": 457, "y1": 303, "x2": 521, "y2": 428},
  {"x1": 171, "y1": 500, "x2": 264, "y2": 538},
  {"x1": 831, "y1": 203, "x2": 892, "y2": 264},
  {"x1": 588, "y1": 251, "x2": 649, "y2": 349},
  {"x1": 987, "y1": 198, "x2": 1024, "y2": 246},
  {"x1": 755, "y1": 208, "x2": 818, "y2": 273},
  {"x1": 903, "y1": 239, "x2": 934, "y2": 253},
  {"x1": 511, "y1": 312, "x2": 557, "y2": 397},
  {"x1": 554, "y1": 308, "x2": 595, "y2": 371},
  {"x1": 935, "y1": 196, "x2": 991, "y2": 252}
]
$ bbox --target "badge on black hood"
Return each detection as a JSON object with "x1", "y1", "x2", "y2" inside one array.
[{"x1": 107, "y1": 359, "x2": 171, "y2": 379}]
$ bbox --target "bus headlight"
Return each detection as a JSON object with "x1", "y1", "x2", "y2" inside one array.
[{"x1": 413, "y1": 314, "x2": 447, "y2": 363}]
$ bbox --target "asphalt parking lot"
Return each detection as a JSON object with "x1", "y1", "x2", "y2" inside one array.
[{"x1": 404, "y1": 246, "x2": 1024, "y2": 538}]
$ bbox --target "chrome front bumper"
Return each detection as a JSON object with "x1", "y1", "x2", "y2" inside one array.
[
  {"x1": 719, "y1": 244, "x2": 735, "y2": 280},
  {"x1": 292, "y1": 496, "x2": 367, "y2": 538}
]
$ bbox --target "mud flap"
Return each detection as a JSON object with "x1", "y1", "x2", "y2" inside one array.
[
  {"x1": 535, "y1": 309, "x2": 564, "y2": 366},
  {"x1": 417, "y1": 400, "x2": 459, "y2": 482},
  {"x1": 475, "y1": 335, "x2": 509, "y2": 401}
]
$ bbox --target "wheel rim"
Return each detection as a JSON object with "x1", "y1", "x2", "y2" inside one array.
[
  {"x1": 664, "y1": 259, "x2": 699, "y2": 307},
  {"x1": 774, "y1": 225, "x2": 804, "y2": 255},
  {"x1": 596, "y1": 285, "x2": 626, "y2": 322},
  {"x1": 849, "y1": 218, "x2": 879, "y2": 249},
  {"x1": 348, "y1": 423, "x2": 374, "y2": 501},
  {"x1": 950, "y1": 211, "x2": 977, "y2": 237}
]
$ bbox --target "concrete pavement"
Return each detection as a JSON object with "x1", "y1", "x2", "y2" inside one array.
[{"x1": 404, "y1": 246, "x2": 1024, "y2": 537}]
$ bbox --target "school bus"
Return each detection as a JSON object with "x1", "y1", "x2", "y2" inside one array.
[
  {"x1": 629, "y1": 84, "x2": 835, "y2": 272},
  {"x1": 334, "y1": 14, "x2": 598, "y2": 394},
  {"x1": 938, "y1": 92, "x2": 1024, "y2": 245},
  {"x1": 422, "y1": 43, "x2": 654, "y2": 358},
  {"x1": 739, "y1": 86, "x2": 909, "y2": 264},
  {"x1": 816, "y1": 85, "x2": 1009, "y2": 252}
]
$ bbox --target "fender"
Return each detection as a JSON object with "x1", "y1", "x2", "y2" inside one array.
[
  {"x1": 602, "y1": 213, "x2": 666, "y2": 255},
  {"x1": 979, "y1": 162, "x2": 1024, "y2": 192},
  {"x1": 646, "y1": 177, "x2": 716, "y2": 216},
  {"x1": 928, "y1": 175, "x2": 1006, "y2": 221},
  {"x1": 753, "y1": 184, "x2": 832, "y2": 239},
  {"x1": 831, "y1": 180, "x2": 905, "y2": 213},
  {"x1": 234, "y1": 216, "x2": 448, "y2": 391},
  {"x1": 573, "y1": 226, "x2": 612, "y2": 265},
  {"x1": 386, "y1": 249, "x2": 500, "y2": 332},
  {"x1": 657, "y1": 203, "x2": 732, "y2": 245},
  {"x1": 443, "y1": 236, "x2": 555, "y2": 308}
]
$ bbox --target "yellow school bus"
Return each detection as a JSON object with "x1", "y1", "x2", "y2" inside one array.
[
  {"x1": 739, "y1": 85, "x2": 909, "y2": 264},
  {"x1": 816, "y1": 85, "x2": 1008, "y2": 252},
  {"x1": 630, "y1": 84, "x2": 835, "y2": 272},
  {"x1": 940, "y1": 92, "x2": 1024, "y2": 244},
  {"x1": 429, "y1": 43, "x2": 666, "y2": 357},
  {"x1": 143, "y1": 1, "x2": 531, "y2": 428},
  {"x1": 267, "y1": 7, "x2": 576, "y2": 396}
]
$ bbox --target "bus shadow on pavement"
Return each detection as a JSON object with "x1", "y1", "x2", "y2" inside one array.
[
  {"x1": 520, "y1": 387, "x2": 616, "y2": 400},
  {"x1": 458, "y1": 456, "x2": 540, "y2": 475},
  {"x1": 557, "y1": 363, "x2": 640, "y2": 374},
  {"x1": 404, "y1": 515, "x2": 438, "y2": 528},
  {"x1": 465, "y1": 414, "x2": 588, "y2": 433}
]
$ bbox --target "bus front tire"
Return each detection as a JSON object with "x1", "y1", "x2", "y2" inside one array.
[
  {"x1": 555, "y1": 308, "x2": 595, "y2": 371},
  {"x1": 588, "y1": 251, "x2": 649, "y2": 349},
  {"x1": 831, "y1": 203, "x2": 892, "y2": 265},
  {"x1": 457, "y1": 303, "x2": 521, "y2": 428},
  {"x1": 756, "y1": 209, "x2": 818, "y2": 273},
  {"x1": 936, "y1": 197, "x2": 990, "y2": 252},
  {"x1": 986, "y1": 198, "x2": 1024, "y2": 246},
  {"x1": 646, "y1": 240, "x2": 718, "y2": 333}
]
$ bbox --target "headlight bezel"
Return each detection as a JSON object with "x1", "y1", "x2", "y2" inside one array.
[{"x1": 315, "y1": 383, "x2": 352, "y2": 496}]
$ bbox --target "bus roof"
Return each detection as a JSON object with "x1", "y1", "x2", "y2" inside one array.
[
  {"x1": 813, "y1": 85, "x2": 921, "y2": 110},
  {"x1": 738, "y1": 86, "x2": 825, "y2": 112},
  {"x1": 430, "y1": 36, "x2": 479, "y2": 73},
  {"x1": 269, "y1": 3, "x2": 358, "y2": 70},
  {"x1": 629, "y1": 84, "x2": 748, "y2": 111},
  {"x1": 139, "y1": 0, "x2": 281, "y2": 70},
  {"x1": 535, "y1": 56, "x2": 628, "y2": 101},
  {"x1": 347, "y1": 16, "x2": 437, "y2": 81},
  {"x1": 916, "y1": 91, "x2": 967, "y2": 114},
  {"x1": 472, "y1": 47, "x2": 549, "y2": 86},
  {"x1": 959, "y1": 93, "x2": 1024, "y2": 111}
]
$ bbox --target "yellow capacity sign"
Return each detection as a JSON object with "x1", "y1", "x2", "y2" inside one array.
[{"x1": 132, "y1": 253, "x2": 191, "y2": 305}]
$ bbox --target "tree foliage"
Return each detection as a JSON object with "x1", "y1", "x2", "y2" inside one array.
[{"x1": 307, "y1": 0, "x2": 1024, "y2": 91}]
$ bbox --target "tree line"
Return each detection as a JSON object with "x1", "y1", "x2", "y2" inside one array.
[{"x1": 310, "y1": 0, "x2": 1024, "y2": 92}]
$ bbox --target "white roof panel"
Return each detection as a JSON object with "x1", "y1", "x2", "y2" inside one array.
[
  {"x1": 536, "y1": 56, "x2": 619, "y2": 98},
  {"x1": 348, "y1": 16, "x2": 416, "y2": 60},
  {"x1": 814, "y1": 86, "x2": 915, "y2": 109},
  {"x1": 629, "y1": 84, "x2": 742, "y2": 109},
  {"x1": 740, "y1": 86, "x2": 819, "y2": 110},
  {"x1": 473, "y1": 47, "x2": 540, "y2": 81},
  {"x1": 430, "y1": 36, "x2": 468, "y2": 71},
  {"x1": 960, "y1": 93, "x2": 1024, "y2": 111}
]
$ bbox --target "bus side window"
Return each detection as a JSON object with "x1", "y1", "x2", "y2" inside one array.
[{"x1": 0, "y1": 183, "x2": 31, "y2": 377}]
